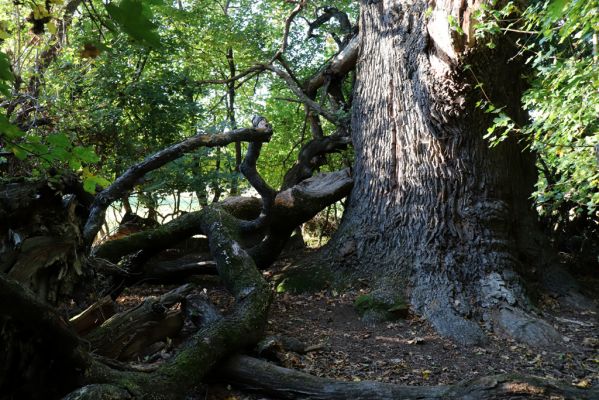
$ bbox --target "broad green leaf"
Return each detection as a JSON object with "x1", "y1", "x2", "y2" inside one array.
[
  {"x1": 83, "y1": 178, "x2": 97, "y2": 193},
  {"x1": 0, "y1": 51, "x2": 13, "y2": 82},
  {"x1": 105, "y1": 0, "x2": 162, "y2": 48},
  {"x1": 546, "y1": 0, "x2": 567, "y2": 20},
  {"x1": 73, "y1": 146, "x2": 100, "y2": 163},
  {"x1": 47, "y1": 133, "x2": 71, "y2": 148},
  {"x1": 11, "y1": 146, "x2": 27, "y2": 160},
  {"x1": 0, "y1": 114, "x2": 22, "y2": 140}
]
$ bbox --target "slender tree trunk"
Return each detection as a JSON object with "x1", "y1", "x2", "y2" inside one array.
[{"x1": 326, "y1": 0, "x2": 562, "y2": 346}]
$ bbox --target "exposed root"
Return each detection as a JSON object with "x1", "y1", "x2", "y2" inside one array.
[
  {"x1": 219, "y1": 355, "x2": 599, "y2": 400},
  {"x1": 491, "y1": 307, "x2": 562, "y2": 348}
]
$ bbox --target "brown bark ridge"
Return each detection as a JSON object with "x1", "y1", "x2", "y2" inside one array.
[
  {"x1": 320, "y1": 0, "x2": 579, "y2": 346},
  {"x1": 220, "y1": 355, "x2": 599, "y2": 400}
]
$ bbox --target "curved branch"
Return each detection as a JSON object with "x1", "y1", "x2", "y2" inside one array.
[
  {"x1": 238, "y1": 116, "x2": 278, "y2": 231},
  {"x1": 83, "y1": 127, "x2": 273, "y2": 245},
  {"x1": 249, "y1": 169, "x2": 353, "y2": 267},
  {"x1": 303, "y1": 35, "x2": 359, "y2": 96},
  {"x1": 306, "y1": 7, "x2": 352, "y2": 39},
  {"x1": 265, "y1": 65, "x2": 342, "y2": 125},
  {"x1": 93, "y1": 170, "x2": 352, "y2": 268},
  {"x1": 282, "y1": 134, "x2": 351, "y2": 189},
  {"x1": 271, "y1": 0, "x2": 307, "y2": 61}
]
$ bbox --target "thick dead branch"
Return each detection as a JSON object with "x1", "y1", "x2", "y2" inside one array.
[
  {"x1": 93, "y1": 196, "x2": 261, "y2": 262},
  {"x1": 250, "y1": 169, "x2": 353, "y2": 267},
  {"x1": 69, "y1": 296, "x2": 116, "y2": 336},
  {"x1": 83, "y1": 127, "x2": 273, "y2": 245},
  {"x1": 220, "y1": 355, "x2": 599, "y2": 400},
  {"x1": 303, "y1": 35, "x2": 359, "y2": 96},
  {"x1": 85, "y1": 285, "x2": 191, "y2": 360},
  {"x1": 282, "y1": 134, "x2": 351, "y2": 189}
]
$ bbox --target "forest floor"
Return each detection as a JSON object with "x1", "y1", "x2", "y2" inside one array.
[{"x1": 117, "y1": 249, "x2": 599, "y2": 399}]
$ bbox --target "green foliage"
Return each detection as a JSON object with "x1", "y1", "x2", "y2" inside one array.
[
  {"x1": 105, "y1": 0, "x2": 162, "y2": 48},
  {"x1": 0, "y1": 0, "x2": 356, "y2": 202},
  {"x1": 474, "y1": 0, "x2": 598, "y2": 227},
  {"x1": 0, "y1": 51, "x2": 12, "y2": 97}
]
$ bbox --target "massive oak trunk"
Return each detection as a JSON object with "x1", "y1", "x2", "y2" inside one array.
[{"x1": 328, "y1": 0, "x2": 564, "y2": 346}]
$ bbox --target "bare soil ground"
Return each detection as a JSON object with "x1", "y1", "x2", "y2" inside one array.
[{"x1": 116, "y1": 249, "x2": 599, "y2": 399}]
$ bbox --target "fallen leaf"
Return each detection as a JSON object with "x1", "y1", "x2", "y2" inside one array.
[
  {"x1": 574, "y1": 379, "x2": 591, "y2": 388},
  {"x1": 407, "y1": 337, "x2": 425, "y2": 345}
]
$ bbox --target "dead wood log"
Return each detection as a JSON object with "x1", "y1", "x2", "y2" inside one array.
[
  {"x1": 219, "y1": 355, "x2": 599, "y2": 400},
  {"x1": 85, "y1": 285, "x2": 192, "y2": 360},
  {"x1": 93, "y1": 196, "x2": 261, "y2": 262},
  {"x1": 0, "y1": 175, "x2": 93, "y2": 303},
  {"x1": 69, "y1": 296, "x2": 116, "y2": 336},
  {"x1": 0, "y1": 273, "x2": 86, "y2": 399}
]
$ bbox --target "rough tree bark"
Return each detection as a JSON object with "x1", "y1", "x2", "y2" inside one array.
[{"x1": 322, "y1": 0, "x2": 575, "y2": 346}]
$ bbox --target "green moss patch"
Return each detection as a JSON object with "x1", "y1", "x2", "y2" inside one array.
[
  {"x1": 353, "y1": 292, "x2": 409, "y2": 322},
  {"x1": 275, "y1": 266, "x2": 332, "y2": 293}
]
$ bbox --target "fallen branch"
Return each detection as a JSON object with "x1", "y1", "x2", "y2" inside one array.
[
  {"x1": 93, "y1": 196, "x2": 261, "y2": 262},
  {"x1": 220, "y1": 355, "x2": 599, "y2": 400},
  {"x1": 86, "y1": 285, "x2": 192, "y2": 360},
  {"x1": 69, "y1": 296, "x2": 116, "y2": 336}
]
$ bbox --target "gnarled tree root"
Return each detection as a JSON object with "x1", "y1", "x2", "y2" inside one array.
[
  {"x1": 219, "y1": 355, "x2": 599, "y2": 400},
  {"x1": 73, "y1": 206, "x2": 273, "y2": 399}
]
